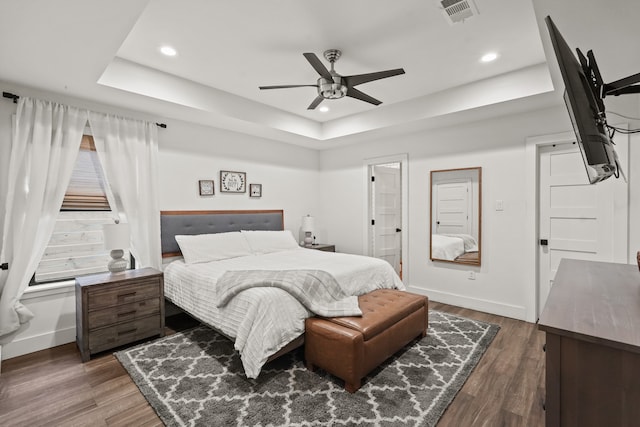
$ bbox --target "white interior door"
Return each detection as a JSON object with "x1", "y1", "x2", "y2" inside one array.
[
  {"x1": 371, "y1": 163, "x2": 402, "y2": 275},
  {"x1": 434, "y1": 179, "x2": 471, "y2": 235},
  {"x1": 538, "y1": 142, "x2": 627, "y2": 316}
]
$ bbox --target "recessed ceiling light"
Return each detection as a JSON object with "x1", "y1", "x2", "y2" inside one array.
[
  {"x1": 319, "y1": 106, "x2": 329, "y2": 113},
  {"x1": 160, "y1": 45, "x2": 177, "y2": 57},
  {"x1": 481, "y1": 52, "x2": 498, "y2": 63}
]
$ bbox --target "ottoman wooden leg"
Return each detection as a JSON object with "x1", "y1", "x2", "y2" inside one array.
[{"x1": 345, "y1": 380, "x2": 361, "y2": 394}]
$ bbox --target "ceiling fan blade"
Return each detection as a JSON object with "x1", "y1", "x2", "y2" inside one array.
[
  {"x1": 259, "y1": 84, "x2": 318, "y2": 90},
  {"x1": 346, "y1": 87, "x2": 382, "y2": 106},
  {"x1": 307, "y1": 95, "x2": 325, "y2": 110},
  {"x1": 303, "y1": 53, "x2": 333, "y2": 80},
  {"x1": 345, "y1": 68, "x2": 405, "y2": 87}
]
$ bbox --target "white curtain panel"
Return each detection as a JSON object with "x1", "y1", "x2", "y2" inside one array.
[
  {"x1": 89, "y1": 112, "x2": 162, "y2": 270},
  {"x1": 0, "y1": 97, "x2": 87, "y2": 340}
]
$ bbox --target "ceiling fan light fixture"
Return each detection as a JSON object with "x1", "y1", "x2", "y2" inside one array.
[
  {"x1": 259, "y1": 49, "x2": 404, "y2": 110},
  {"x1": 318, "y1": 77, "x2": 347, "y2": 99}
]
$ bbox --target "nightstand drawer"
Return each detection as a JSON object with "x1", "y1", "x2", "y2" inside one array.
[
  {"x1": 89, "y1": 316, "x2": 161, "y2": 354},
  {"x1": 87, "y1": 280, "x2": 160, "y2": 310},
  {"x1": 88, "y1": 298, "x2": 161, "y2": 330}
]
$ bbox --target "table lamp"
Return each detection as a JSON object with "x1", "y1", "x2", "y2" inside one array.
[
  {"x1": 103, "y1": 222, "x2": 130, "y2": 273},
  {"x1": 302, "y1": 215, "x2": 315, "y2": 247}
]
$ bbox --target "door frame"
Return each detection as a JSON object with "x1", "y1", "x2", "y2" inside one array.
[
  {"x1": 525, "y1": 129, "x2": 629, "y2": 322},
  {"x1": 363, "y1": 154, "x2": 409, "y2": 285}
]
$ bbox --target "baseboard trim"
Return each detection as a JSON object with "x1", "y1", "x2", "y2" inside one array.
[
  {"x1": 2, "y1": 289, "x2": 527, "y2": 360},
  {"x1": 1, "y1": 327, "x2": 76, "y2": 360},
  {"x1": 406, "y1": 286, "x2": 528, "y2": 321}
]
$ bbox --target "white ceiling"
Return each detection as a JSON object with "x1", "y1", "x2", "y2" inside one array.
[
  {"x1": 1, "y1": 0, "x2": 638, "y2": 149},
  {"x1": 116, "y1": 0, "x2": 545, "y2": 119}
]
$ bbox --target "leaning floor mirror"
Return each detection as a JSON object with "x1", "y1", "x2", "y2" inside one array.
[{"x1": 430, "y1": 167, "x2": 482, "y2": 266}]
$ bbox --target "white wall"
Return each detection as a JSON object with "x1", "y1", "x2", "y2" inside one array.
[
  {"x1": 0, "y1": 85, "x2": 320, "y2": 360},
  {"x1": 319, "y1": 101, "x2": 640, "y2": 321},
  {"x1": 157, "y1": 118, "x2": 320, "y2": 236}
]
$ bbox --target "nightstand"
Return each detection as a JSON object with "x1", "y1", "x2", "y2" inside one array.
[
  {"x1": 75, "y1": 267, "x2": 165, "y2": 362},
  {"x1": 309, "y1": 243, "x2": 335, "y2": 252}
]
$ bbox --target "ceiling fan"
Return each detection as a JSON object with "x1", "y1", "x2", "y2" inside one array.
[{"x1": 259, "y1": 49, "x2": 405, "y2": 110}]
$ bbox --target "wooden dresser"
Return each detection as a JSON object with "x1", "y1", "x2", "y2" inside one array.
[
  {"x1": 538, "y1": 259, "x2": 640, "y2": 427},
  {"x1": 76, "y1": 268, "x2": 165, "y2": 362}
]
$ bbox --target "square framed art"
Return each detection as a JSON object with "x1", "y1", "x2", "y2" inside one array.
[
  {"x1": 249, "y1": 183, "x2": 262, "y2": 198},
  {"x1": 220, "y1": 171, "x2": 246, "y2": 193},
  {"x1": 198, "y1": 179, "x2": 214, "y2": 196}
]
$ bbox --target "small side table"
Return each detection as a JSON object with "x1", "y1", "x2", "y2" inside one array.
[
  {"x1": 308, "y1": 244, "x2": 335, "y2": 252},
  {"x1": 75, "y1": 267, "x2": 165, "y2": 362}
]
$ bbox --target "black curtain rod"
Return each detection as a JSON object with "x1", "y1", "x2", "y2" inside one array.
[
  {"x1": 2, "y1": 91, "x2": 167, "y2": 128},
  {"x1": 3, "y1": 91, "x2": 18, "y2": 103}
]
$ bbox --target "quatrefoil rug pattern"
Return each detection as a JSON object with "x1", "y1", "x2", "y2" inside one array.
[{"x1": 116, "y1": 311, "x2": 499, "y2": 427}]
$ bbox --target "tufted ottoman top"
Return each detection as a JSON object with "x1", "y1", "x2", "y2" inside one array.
[{"x1": 324, "y1": 289, "x2": 428, "y2": 341}]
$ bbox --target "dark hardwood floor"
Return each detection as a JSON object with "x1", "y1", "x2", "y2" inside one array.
[
  {"x1": 432, "y1": 302, "x2": 546, "y2": 427},
  {"x1": 0, "y1": 303, "x2": 545, "y2": 427}
]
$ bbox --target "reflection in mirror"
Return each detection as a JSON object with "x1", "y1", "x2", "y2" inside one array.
[{"x1": 430, "y1": 167, "x2": 481, "y2": 266}]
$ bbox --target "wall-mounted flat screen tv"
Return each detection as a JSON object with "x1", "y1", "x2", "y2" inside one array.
[{"x1": 545, "y1": 16, "x2": 620, "y2": 184}]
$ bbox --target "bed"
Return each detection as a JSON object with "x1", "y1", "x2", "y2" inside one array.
[
  {"x1": 431, "y1": 233, "x2": 478, "y2": 262},
  {"x1": 161, "y1": 210, "x2": 404, "y2": 379}
]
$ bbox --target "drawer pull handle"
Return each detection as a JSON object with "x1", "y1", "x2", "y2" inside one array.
[
  {"x1": 118, "y1": 328, "x2": 137, "y2": 336},
  {"x1": 118, "y1": 292, "x2": 137, "y2": 300},
  {"x1": 118, "y1": 311, "x2": 136, "y2": 317}
]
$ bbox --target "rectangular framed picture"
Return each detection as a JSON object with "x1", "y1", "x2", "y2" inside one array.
[
  {"x1": 220, "y1": 170, "x2": 246, "y2": 193},
  {"x1": 249, "y1": 183, "x2": 262, "y2": 198},
  {"x1": 198, "y1": 179, "x2": 214, "y2": 196}
]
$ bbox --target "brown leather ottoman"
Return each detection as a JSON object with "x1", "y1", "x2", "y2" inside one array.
[{"x1": 304, "y1": 289, "x2": 428, "y2": 393}]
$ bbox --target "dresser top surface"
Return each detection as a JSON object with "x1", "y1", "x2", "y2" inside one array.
[
  {"x1": 75, "y1": 267, "x2": 162, "y2": 288},
  {"x1": 539, "y1": 259, "x2": 640, "y2": 351}
]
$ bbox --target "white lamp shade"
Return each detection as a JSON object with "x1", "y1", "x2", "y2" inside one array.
[
  {"x1": 103, "y1": 223, "x2": 130, "y2": 250},
  {"x1": 301, "y1": 215, "x2": 315, "y2": 232}
]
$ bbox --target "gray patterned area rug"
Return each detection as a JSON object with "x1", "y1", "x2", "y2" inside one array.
[{"x1": 116, "y1": 311, "x2": 499, "y2": 427}]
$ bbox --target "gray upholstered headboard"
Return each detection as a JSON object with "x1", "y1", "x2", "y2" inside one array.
[{"x1": 161, "y1": 210, "x2": 285, "y2": 257}]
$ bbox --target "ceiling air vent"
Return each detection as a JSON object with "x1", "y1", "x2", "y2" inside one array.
[{"x1": 440, "y1": 0, "x2": 479, "y2": 24}]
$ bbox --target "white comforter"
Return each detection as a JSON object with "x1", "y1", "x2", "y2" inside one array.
[
  {"x1": 431, "y1": 234, "x2": 466, "y2": 260},
  {"x1": 164, "y1": 248, "x2": 404, "y2": 378}
]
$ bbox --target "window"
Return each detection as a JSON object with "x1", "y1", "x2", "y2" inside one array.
[
  {"x1": 61, "y1": 135, "x2": 110, "y2": 210},
  {"x1": 32, "y1": 136, "x2": 130, "y2": 284}
]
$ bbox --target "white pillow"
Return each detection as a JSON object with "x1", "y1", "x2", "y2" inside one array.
[
  {"x1": 240, "y1": 230, "x2": 300, "y2": 254},
  {"x1": 175, "y1": 232, "x2": 253, "y2": 264}
]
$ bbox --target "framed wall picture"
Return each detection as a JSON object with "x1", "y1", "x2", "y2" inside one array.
[
  {"x1": 220, "y1": 170, "x2": 246, "y2": 193},
  {"x1": 198, "y1": 179, "x2": 214, "y2": 196},
  {"x1": 249, "y1": 183, "x2": 262, "y2": 198}
]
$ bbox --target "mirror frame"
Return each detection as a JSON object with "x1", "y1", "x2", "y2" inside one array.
[{"x1": 430, "y1": 167, "x2": 482, "y2": 266}]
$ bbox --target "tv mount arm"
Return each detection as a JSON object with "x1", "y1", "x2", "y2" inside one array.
[
  {"x1": 583, "y1": 49, "x2": 640, "y2": 98},
  {"x1": 603, "y1": 72, "x2": 640, "y2": 97}
]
